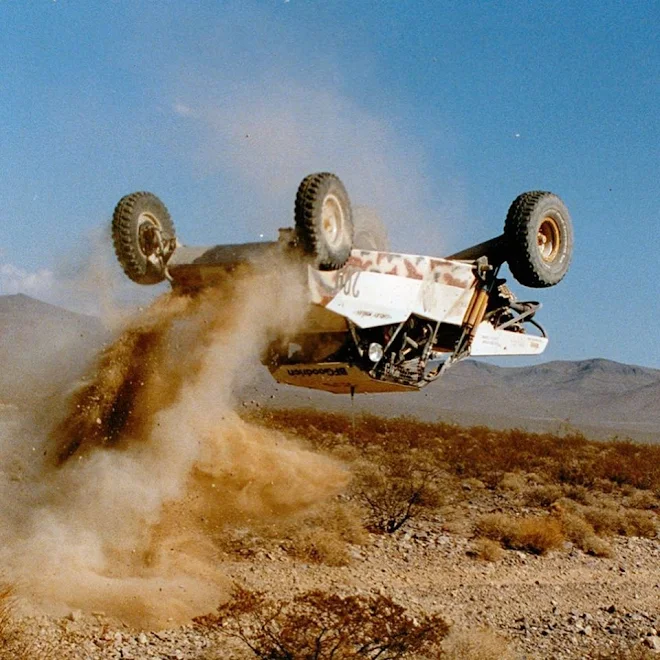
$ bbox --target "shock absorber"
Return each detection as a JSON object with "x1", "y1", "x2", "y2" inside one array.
[{"x1": 464, "y1": 286, "x2": 490, "y2": 337}]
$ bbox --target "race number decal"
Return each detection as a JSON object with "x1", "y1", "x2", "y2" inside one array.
[{"x1": 337, "y1": 269, "x2": 361, "y2": 298}]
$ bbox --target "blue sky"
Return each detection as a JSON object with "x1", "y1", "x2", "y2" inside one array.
[{"x1": 1, "y1": 1, "x2": 658, "y2": 367}]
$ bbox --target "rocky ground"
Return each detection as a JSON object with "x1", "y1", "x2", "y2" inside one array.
[
  {"x1": 11, "y1": 509, "x2": 660, "y2": 659},
  {"x1": 3, "y1": 404, "x2": 659, "y2": 659}
]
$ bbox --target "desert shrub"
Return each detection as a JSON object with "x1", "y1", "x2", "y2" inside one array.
[
  {"x1": 581, "y1": 506, "x2": 622, "y2": 536},
  {"x1": 469, "y1": 538, "x2": 503, "y2": 562},
  {"x1": 581, "y1": 534, "x2": 614, "y2": 558},
  {"x1": 525, "y1": 484, "x2": 564, "y2": 507},
  {"x1": 283, "y1": 501, "x2": 368, "y2": 566},
  {"x1": 557, "y1": 511, "x2": 613, "y2": 557},
  {"x1": 321, "y1": 501, "x2": 370, "y2": 545},
  {"x1": 442, "y1": 627, "x2": 514, "y2": 660},
  {"x1": 357, "y1": 457, "x2": 444, "y2": 534},
  {"x1": 581, "y1": 506, "x2": 656, "y2": 538},
  {"x1": 593, "y1": 441, "x2": 660, "y2": 490},
  {"x1": 557, "y1": 510, "x2": 593, "y2": 546},
  {"x1": 195, "y1": 587, "x2": 449, "y2": 659},
  {"x1": 498, "y1": 472, "x2": 527, "y2": 493},
  {"x1": 475, "y1": 513, "x2": 564, "y2": 555},
  {"x1": 288, "y1": 528, "x2": 352, "y2": 566},
  {"x1": 622, "y1": 510, "x2": 657, "y2": 538},
  {"x1": 462, "y1": 477, "x2": 486, "y2": 491},
  {"x1": 625, "y1": 489, "x2": 658, "y2": 510},
  {"x1": 562, "y1": 484, "x2": 595, "y2": 505}
]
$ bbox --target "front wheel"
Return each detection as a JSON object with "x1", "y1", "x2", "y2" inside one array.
[
  {"x1": 504, "y1": 191, "x2": 573, "y2": 288},
  {"x1": 112, "y1": 191, "x2": 176, "y2": 285},
  {"x1": 294, "y1": 172, "x2": 354, "y2": 270}
]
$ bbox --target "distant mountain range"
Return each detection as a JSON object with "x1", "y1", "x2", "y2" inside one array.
[
  {"x1": 1, "y1": 294, "x2": 658, "y2": 443},
  {"x1": 0, "y1": 294, "x2": 109, "y2": 404}
]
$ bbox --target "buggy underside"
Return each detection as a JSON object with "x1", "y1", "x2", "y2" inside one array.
[{"x1": 259, "y1": 249, "x2": 547, "y2": 394}]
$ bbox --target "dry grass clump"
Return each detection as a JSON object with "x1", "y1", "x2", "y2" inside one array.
[
  {"x1": 525, "y1": 484, "x2": 564, "y2": 507},
  {"x1": 562, "y1": 484, "x2": 595, "y2": 505},
  {"x1": 582, "y1": 506, "x2": 657, "y2": 538},
  {"x1": 624, "y1": 489, "x2": 658, "y2": 510},
  {"x1": 475, "y1": 513, "x2": 564, "y2": 555},
  {"x1": 498, "y1": 472, "x2": 528, "y2": 493},
  {"x1": 195, "y1": 587, "x2": 449, "y2": 658},
  {"x1": 284, "y1": 501, "x2": 368, "y2": 566},
  {"x1": 469, "y1": 538, "x2": 504, "y2": 562},
  {"x1": 442, "y1": 626, "x2": 514, "y2": 660},
  {"x1": 288, "y1": 528, "x2": 352, "y2": 566},
  {"x1": 557, "y1": 510, "x2": 613, "y2": 557}
]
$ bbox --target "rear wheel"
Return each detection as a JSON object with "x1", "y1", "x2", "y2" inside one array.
[
  {"x1": 504, "y1": 191, "x2": 573, "y2": 288},
  {"x1": 112, "y1": 192, "x2": 176, "y2": 285},
  {"x1": 295, "y1": 172, "x2": 354, "y2": 270}
]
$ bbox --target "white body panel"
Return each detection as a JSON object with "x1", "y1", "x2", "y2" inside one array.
[
  {"x1": 325, "y1": 271, "x2": 419, "y2": 327},
  {"x1": 471, "y1": 322, "x2": 548, "y2": 356},
  {"x1": 310, "y1": 251, "x2": 477, "y2": 329}
]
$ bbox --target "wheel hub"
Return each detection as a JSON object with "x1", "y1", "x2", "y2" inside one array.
[
  {"x1": 137, "y1": 213, "x2": 162, "y2": 258},
  {"x1": 537, "y1": 216, "x2": 561, "y2": 262},
  {"x1": 320, "y1": 193, "x2": 345, "y2": 248}
]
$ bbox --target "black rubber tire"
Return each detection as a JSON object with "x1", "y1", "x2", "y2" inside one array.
[
  {"x1": 112, "y1": 192, "x2": 175, "y2": 285},
  {"x1": 295, "y1": 172, "x2": 354, "y2": 270},
  {"x1": 504, "y1": 191, "x2": 573, "y2": 288}
]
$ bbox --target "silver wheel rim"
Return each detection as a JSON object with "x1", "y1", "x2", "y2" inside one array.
[{"x1": 320, "y1": 193, "x2": 345, "y2": 249}]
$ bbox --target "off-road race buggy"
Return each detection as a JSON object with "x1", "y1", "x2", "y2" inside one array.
[{"x1": 111, "y1": 173, "x2": 573, "y2": 394}]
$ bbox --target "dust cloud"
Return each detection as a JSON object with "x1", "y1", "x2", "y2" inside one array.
[
  {"x1": 0, "y1": 254, "x2": 349, "y2": 627},
  {"x1": 352, "y1": 206, "x2": 390, "y2": 252}
]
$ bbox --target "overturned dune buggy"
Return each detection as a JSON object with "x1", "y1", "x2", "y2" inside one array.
[{"x1": 112, "y1": 173, "x2": 573, "y2": 394}]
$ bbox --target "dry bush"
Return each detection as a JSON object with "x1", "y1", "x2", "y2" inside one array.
[
  {"x1": 582, "y1": 506, "x2": 657, "y2": 538},
  {"x1": 498, "y1": 472, "x2": 528, "y2": 493},
  {"x1": 442, "y1": 626, "x2": 514, "y2": 660},
  {"x1": 625, "y1": 489, "x2": 658, "y2": 510},
  {"x1": 469, "y1": 538, "x2": 503, "y2": 562},
  {"x1": 581, "y1": 534, "x2": 615, "y2": 558},
  {"x1": 320, "y1": 501, "x2": 370, "y2": 545},
  {"x1": 195, "y1": 587, "x2": 449, "y2": 659},
  {"x1": 557, "y1": 510, "x2": 595, "y2": 547},
  {"x1": 622, "y1": 510, "x2": 657, "y2": 538},
  {"x1": 562, "y1": 484, "x2": 594, "y2": 505},
  {"x1": 462, "y1": 477, "x2": 486, "y2": 491},
  {"x1": 593, "y1": 441, "x2": 660, "y2": 490},
  {"x1": 282, "y1": 501, "x2": 368, "y2": 566},
  {"x1": 525, "y1": 484, "x2": 564, "y2": 507},
  {"x1": 288, "y1": 528, "x2": 352, "y2": 566},
  {"x1": 557, "y1": 511, "x2": 613, "y2": 557},
  {"x1": 475, "y1": 513, "x2": 564, "y2": 555},
  {"x1": 356, "y1": 457, "x2": 445, "y2": 534}
]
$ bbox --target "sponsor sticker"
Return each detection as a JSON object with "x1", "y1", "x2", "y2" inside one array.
[{"x1": 286, "y1": 367, "x2": 349, "y2": 377}]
